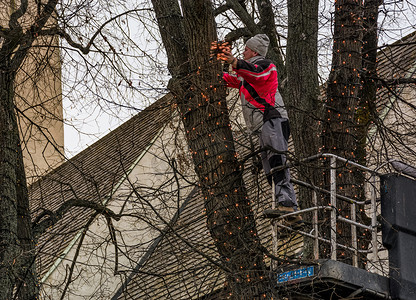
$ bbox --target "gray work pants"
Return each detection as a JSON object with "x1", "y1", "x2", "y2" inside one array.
[{"x1": 259, "y1": 118, "x2": 298, "y2": 208}]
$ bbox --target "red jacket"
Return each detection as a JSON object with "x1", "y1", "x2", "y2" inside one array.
[{"x1": 223, "y1": 56, "x2": 288, "y2": 133}]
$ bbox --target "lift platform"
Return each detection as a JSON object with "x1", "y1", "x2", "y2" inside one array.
[
  {"x1": 264, "y1": 153, "x2": 416, "y2": 299},
  {"x1": 263, "y1": 154, "x2": 393, "y2": 299}
]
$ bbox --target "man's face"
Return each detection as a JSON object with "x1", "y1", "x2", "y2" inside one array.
[{"x1": 243, "y1": 46, "x2": 258, "y2": 60}]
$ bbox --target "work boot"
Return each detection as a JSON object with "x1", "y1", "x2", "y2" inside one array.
[
  {"x1": 276, "y1": 204, "x2": 295, "y2": 214},
  {"x1": 283, "y1": 214, "x2": 304, "y2": 230},
  {"x1": 278, "y1": 214, "x2": 304, "y2": 238},
  {"x1": 263, "y1": 204, "x2": 295, "y2": 218},
  {"x1": 277, "y1": 204, "x2": 304, "y2": 229}
]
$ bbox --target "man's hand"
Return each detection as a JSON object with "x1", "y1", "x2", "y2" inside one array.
[{"x1": 222, "y1": 49, "x2": 237, "y2": 67}]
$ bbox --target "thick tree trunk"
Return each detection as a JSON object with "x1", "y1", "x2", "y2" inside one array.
[
  {"x1": 0, "y1": 58, "x2": 38, "y2": 300},
  {"x1": 150, "y1": 0, "x2": 189, "y2": 80},
  {"x1": 0, "y1": 70, "x2": 19, "y2": 300},
  {"x1": 357, "y1": 0, "x2": 383, "y2": 166},
  {"x1": 152, "y1": 0, "x2": 272, "y2": 298},
  {"x1": 285, "y1": 0, "x2": 320, "y2": 259},
  {"x1": 324, "y1": 0, "x2": 363, "y2": 159},
  {"x1": 0, "y1": 3, "x2": 47, "y2": 297},
  {"x1": 323, "y1": 0, "x2": 366, "y2": 264},
  {"x1": 16, "y1": 150, "x2": 38, "y2": 299},
  {"x1": 255, "y1": 0, "x2": 286, "y2": 81},
  {"x1": 354, "y1": 0, "x2": 383, "y2": 266}
]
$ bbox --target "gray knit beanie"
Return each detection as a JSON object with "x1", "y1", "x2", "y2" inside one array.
[{"x1": 246, "y1": 34, "x2": 269, "y2": 57}]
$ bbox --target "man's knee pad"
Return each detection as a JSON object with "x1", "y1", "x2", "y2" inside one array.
[
  {"x1": 269, "y1": 154, "x2": 283, "y2": 169},
  {"x1": 273, "y1": 169, "x2": 285, "y2": 183},
  {"x1": 267, "y1": 170, "x2": 286, "y2": 186},
  {"x1": 281, "y1": 119, "x2": 290, "y2": 142}
]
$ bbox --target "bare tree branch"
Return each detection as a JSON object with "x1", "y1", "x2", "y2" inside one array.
[
  {"x1": 38, "y1": 9, "x2": 152, "y2": 54},
  {"x1": 9, "y1": 0, "x2": 28, "y2": 29},
  {"x1": 225, "y1": 0, "x2": 259, "y2": 35},
  {"x1": 224, "y1": 27, "x2": 251, "y2": 42},
  {"x1": 377, "y1": 76, "x2": 416, "y2": 86},
  {"x1": 214, "y1": 4, "x2": 231, "y2": 16},
  {"x1": 32, "y1": 199, "x2": 120, "y2": 239}
]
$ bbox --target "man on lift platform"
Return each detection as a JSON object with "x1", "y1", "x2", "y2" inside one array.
[{"x1": 211, "y1": 34, "x2": 303, "y2": 229}]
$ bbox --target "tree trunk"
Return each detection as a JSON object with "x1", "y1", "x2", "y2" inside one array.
[
  {"x1": 0, "y1": 2, "x2": 50, "y2": 297},
  {"x1": 255, "y1": 0, "x2": 286, "y2": 81},
  {"x1": 0, "y1": 69, "x2": 19, "y2": 300},
  {"x1": 285, "y1": 0, "x2": 320, "y2": 260},
  {"x1": 16, "y1": 147, "x2": 38, "y2": 299},
  {"x1": 324, "y1": 0, "x2": 363, "y2": 159},
  {"x1": 0, "y1": 54, "x2": 38, "y2": 300},
  {"x1": 354, "y1": 0, "x2": 383, "y2": 265},
  {"x1": 152, "y1": 0, "x2": 272, "y2": 298},
  {"x1": 357, "y1": 0, "x2": 383, "y2": 166},
  {"x1": 323, "y1": 0, "x2": 365, "y2": 264}
]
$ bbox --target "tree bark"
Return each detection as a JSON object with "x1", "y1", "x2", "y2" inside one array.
[
  {"x1": 0, "y1": 42, "x2": 38, "y2": 300},
  {"x1": 357, "y1": 0, "x2": 383, "y2": 166},
  {"x1": 0, "y1": 69, "x2": 19, "y2": 300},
  {"x1": 256, "y1": 0, "x2": 286, "y2": 81},
  {"x1": 15, "y1": 142, "x2": 38, "y2": 299},
  {"x1": 324, "y1": 0, "x2": 363, "y2": 159},
  {"x1": 354, "y1": 0, "x2": 383, "y2": 265},
  {"x1": 285, "y1": 0, "x2": 320, "y2": 259},
  {"x1": 323, "y1": 0, "x2": 365, "y2": 264}
]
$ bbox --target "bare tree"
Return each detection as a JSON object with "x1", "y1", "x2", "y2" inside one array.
[
  {"x1": 0, "y1": 1, "x2": 157, "y2": 298},
  {"x1": 2, "y1": 0, "x2": 416, "y2": 299}
]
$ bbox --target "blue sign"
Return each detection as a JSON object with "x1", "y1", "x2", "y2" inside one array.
[{"x1": 277, "y1": 266, "x2": 315, "y2": 283}]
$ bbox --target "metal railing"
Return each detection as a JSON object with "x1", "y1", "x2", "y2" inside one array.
[{"x1": 270, "y1": 153, "x2": 382, "y2": 268}]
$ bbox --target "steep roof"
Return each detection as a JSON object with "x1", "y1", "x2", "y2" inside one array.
[
  {"x1": 111, "y1": 187, "x2": 224, "y2": 300},
  {"x1": 369, "y1": 31, "x2": 416, "y2": 164},
  {"x1": 30, "y1": 94, "x2": 174, "y2": 279},
  {"x1": 375, "y1": 31, "x2": 416, "y2": 113},
  {"x1": 377, "y1": 31, "x2": 416, "y2": 80}
]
